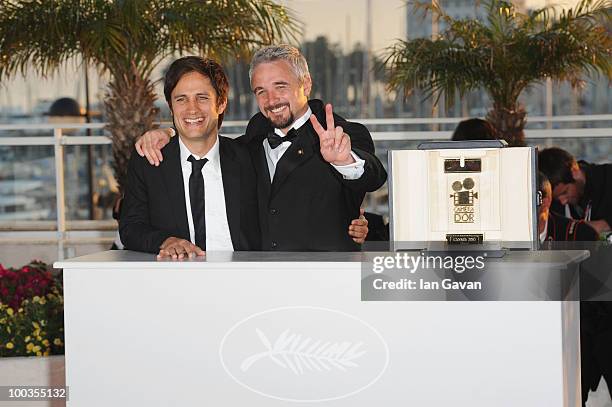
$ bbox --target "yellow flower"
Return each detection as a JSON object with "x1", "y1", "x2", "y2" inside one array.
[
  {"x1": 33, "y1": 296, "x2": 41, "y2": 303},
  {"x1": 39, "y1": 298, "x2": 46, "y2": 305},
  {"x1": 5, "y1": 342, "x2": 14, "y2": 349},
  {"x1": 18, "y1": 308, "x2": 23, "y2": 313},
  {"x1": 53, "y1": 338, "x2": 62, "y2": 346},
  {"x1": 43, "y1": 350, "x2": 50, "y2": 357},
  {"x1": 42, "y1": 339, "x2": 50, "y2": 347},
  {"x1": 6, "y1": 308, "x2": 13, "y2": 316},
  {"x1": 32, "y1": 322, "x2": 40, "y2": 329},
  {"x1": 32, "y1": 345, "x2": 41, "y2": 352},
  {"x1": 36, "y1": 351, "x2": 42, "y2": 357},
  {"x1": 26, "y1": 343, "x2": 34, "y2": 352},
  {"x1": 25, "y1": 336, "x2": 31, "y2": 342}
]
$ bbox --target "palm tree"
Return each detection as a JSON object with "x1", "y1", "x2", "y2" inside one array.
[
  {"x1": 383, "y1": 0, "x2": 611, "y2": 146},
  {"x1": 0, "y1": 0, "x2": 299, "y2": 193}
]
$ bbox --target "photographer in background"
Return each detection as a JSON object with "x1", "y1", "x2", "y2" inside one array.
[{"x1": 539, "y1": 147, "x2": 612, "y2": 236}]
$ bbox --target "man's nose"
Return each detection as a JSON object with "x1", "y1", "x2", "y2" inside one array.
[
  {"x1": 186, "y1": 98, "x2": 199, "y2": 111},
  {"x1": 268, "y1": 89, "x2": 281, "y2": 105}
]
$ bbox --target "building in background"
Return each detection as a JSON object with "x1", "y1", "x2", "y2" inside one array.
[{"x1": 0, "y1": 0, "x2": 610, "y2": 223}]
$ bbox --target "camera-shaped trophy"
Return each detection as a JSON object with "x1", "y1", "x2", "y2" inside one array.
[{"x1": 389, "y1": 140, "x2": 538, "y2": 251}]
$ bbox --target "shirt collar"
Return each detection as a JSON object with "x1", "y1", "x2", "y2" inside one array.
[
  {"x1": 273, "y1": 107, "x2": 312, "y2": 138},
  {"x1": 178, "y1": 135, "x2": 221, "y2": 175},
  {"x1": 539, "y1": 218, "x2": 549, "y2": 244}
]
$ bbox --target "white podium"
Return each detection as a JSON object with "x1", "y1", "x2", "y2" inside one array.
[{"x1": 55, "y1": 250, "x2": 586, "y2": 407}]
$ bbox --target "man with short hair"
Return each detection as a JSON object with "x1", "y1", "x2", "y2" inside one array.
[
  {"x1": 136, "y1": 44, "x2": 386, "y2": 251},
  {"x1": 451, "y1": 118, "x2": 497, "y2": 141},
  {"x1": 539, "y1": 147, "x2": 612, "y2": 235},
  {"x1": 536, "y1": 171, "x2": 598, "y2": 243},
  {"x1": 120, "y1": 56, "x2": 261, "y2": 258},
  {"x1": 538, "y1": 153, "x2": 612, "y2": 405}
]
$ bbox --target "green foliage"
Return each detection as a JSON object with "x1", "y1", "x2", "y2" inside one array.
[
  {"x1": 0, "y1": 292, "x2": 65, "y2": 357},
  {"x1": 0, "y1": 262, "x2": 64, "y2": 358},
  {"x1": 0, "y1": 0, "x2": 301, "y2": 79},
  {"x1": 0, "y1": 0, "x2": 300, "y2": 192},
  {"x1": 384, "y1": 0, "x2": 611, "y2": 139}
]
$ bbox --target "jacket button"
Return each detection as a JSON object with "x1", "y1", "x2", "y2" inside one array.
[
  {"x1": 271, "y1": 241, "x2": 278, "y2": 248},
  {"x1": 270, "y1": 208, "x2": 278, "y2": 215}
]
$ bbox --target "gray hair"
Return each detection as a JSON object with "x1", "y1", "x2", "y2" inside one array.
[{"x1": 249, "y1": 44, "x2": 310, "y2": 84}]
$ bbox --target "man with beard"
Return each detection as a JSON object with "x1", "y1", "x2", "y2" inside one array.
[
  {"x1": 537, "y1": 171, "x2": 599, "y2": 243},
  {"x1": 136, "y1": 44, "x2": 386, "y2": 251},
  {"x1": 538, "y1": 154, "x2": 612, "y2": 405},
  {"x1": 539, "y1": 147, "x2": 611, "y2": 236}
]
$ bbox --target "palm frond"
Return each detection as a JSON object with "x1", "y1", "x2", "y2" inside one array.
[
  {"x1": 385, "y1": 0, "x2": 611, "y2": 129},
  {"x1": 0, "y1": 0, "x2": 301, "y2": 193},
  {"x1": 0, "y1": 0, "x2": 301, "y2": 80}
]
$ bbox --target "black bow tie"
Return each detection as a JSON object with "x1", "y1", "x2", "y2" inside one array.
[{"x1": 267, "y1": 128, "x2": 299, "y2": 149}]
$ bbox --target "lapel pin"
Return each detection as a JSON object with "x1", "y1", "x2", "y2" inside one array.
[{"x1": 297, "y1": 149, "x2": 304, "y2": 156}]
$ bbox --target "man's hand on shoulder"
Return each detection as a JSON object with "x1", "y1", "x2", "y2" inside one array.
[
  {"x1": 157, "y1": 237, "x2": 205, "y2": 260},
  {"x1": 135, "y1": 128, "x2": 174, "y2": 167},
  {"x1": 310, "y1": 104, "x2": 355, "y2": 166}
]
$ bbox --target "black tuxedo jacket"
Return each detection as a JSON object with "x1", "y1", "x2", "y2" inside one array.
[
  {"x1": 546, "y1": 212, "x2": 598, "y2": 241},
  {"x1": 120, "y1": 136, "x2": 261, "y2": 253},
  {"x1": 550, "y1": 162, "x2": 612, "y2": 229},
  {"x1": 240, "y1": 99, "x2": 387, "y2": 251}
]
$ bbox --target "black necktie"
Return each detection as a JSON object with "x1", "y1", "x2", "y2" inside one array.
[
  {"x1": 267, "y1": 128, "x2": 299, "y2": 149},
  {"x1": 187, "y1": 155, "x2": 208, "y2": 250}
]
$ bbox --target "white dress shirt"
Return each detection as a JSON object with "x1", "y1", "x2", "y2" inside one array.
[
  {"x1": 178, "y1": 136, "x2": 234, "y2": 251},
  {"x1": 539, "y1": 218, "x2": 548, "y2": 244},
  {"x1": 564, "y1": 202, "x2": 592, "y2": 221},
  {"x1": 263, "y1": 107, "x2": 366, "y2": 181}
]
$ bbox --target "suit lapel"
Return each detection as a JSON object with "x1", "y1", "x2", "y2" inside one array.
[
  {"x1": 160, "y1": 137, "x2": 190, "y2": 240},
  {"x1": 271, "y1": 126, "x2": 316, "y2": 197},
  {"x1": 219, "y1": 137, "x2": 241, "y2": 250},
  {"x1": 248, "y1": 134, "x2": 272, "y2": 204}
]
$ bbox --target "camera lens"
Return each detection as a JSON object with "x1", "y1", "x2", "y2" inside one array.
[{"x1": 463, "y1": 178, "x2": 475, "y2": 190}]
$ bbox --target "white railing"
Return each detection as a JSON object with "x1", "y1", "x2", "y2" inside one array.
[
  {"x1": 1, "y1": 115, "x2": 612, "y2": 258},
  {"x1": 2, "y1": 114, "x2": 612, "y2": 142}
]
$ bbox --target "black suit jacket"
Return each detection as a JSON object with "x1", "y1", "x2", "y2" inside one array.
[
  {"x1": 546, "y1": 212, "x2": 598, "y2": 241},
  {"x1": 240, "y1": 99, "x2": 387, "y2": 251},
  {"x1": 550, "y1": 162, "x2": 612, "y2": 229},
  {"x1": 120, "y1": 136, "x2": 261, "y2": 253}
]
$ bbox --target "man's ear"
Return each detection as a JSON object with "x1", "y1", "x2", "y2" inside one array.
[
  {"x1": 303, "y1": 74, "x2": 312, "y2": 98},
  {"x1": 218, "y1": 98, "x2": 228, "y2": 115}
]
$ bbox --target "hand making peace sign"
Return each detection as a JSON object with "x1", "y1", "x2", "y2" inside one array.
[{"x1": 309, "y1": 104, "x2": 356, "y2": 166}]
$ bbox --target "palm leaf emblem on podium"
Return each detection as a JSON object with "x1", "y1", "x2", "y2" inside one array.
[{"x1": 240, "y1": 329, "x2": 366, "y2": 375}]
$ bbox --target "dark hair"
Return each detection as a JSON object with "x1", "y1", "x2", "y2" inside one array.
[
  {"x1": 538, "y1": 147, "x2": 576, "y2": 187},
  {"x1": 164, "y1": 56, "x2": 229, "y2": 129},
  {"x1": 451, "y1": 118, "x2": 497, "y2": 141}
]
